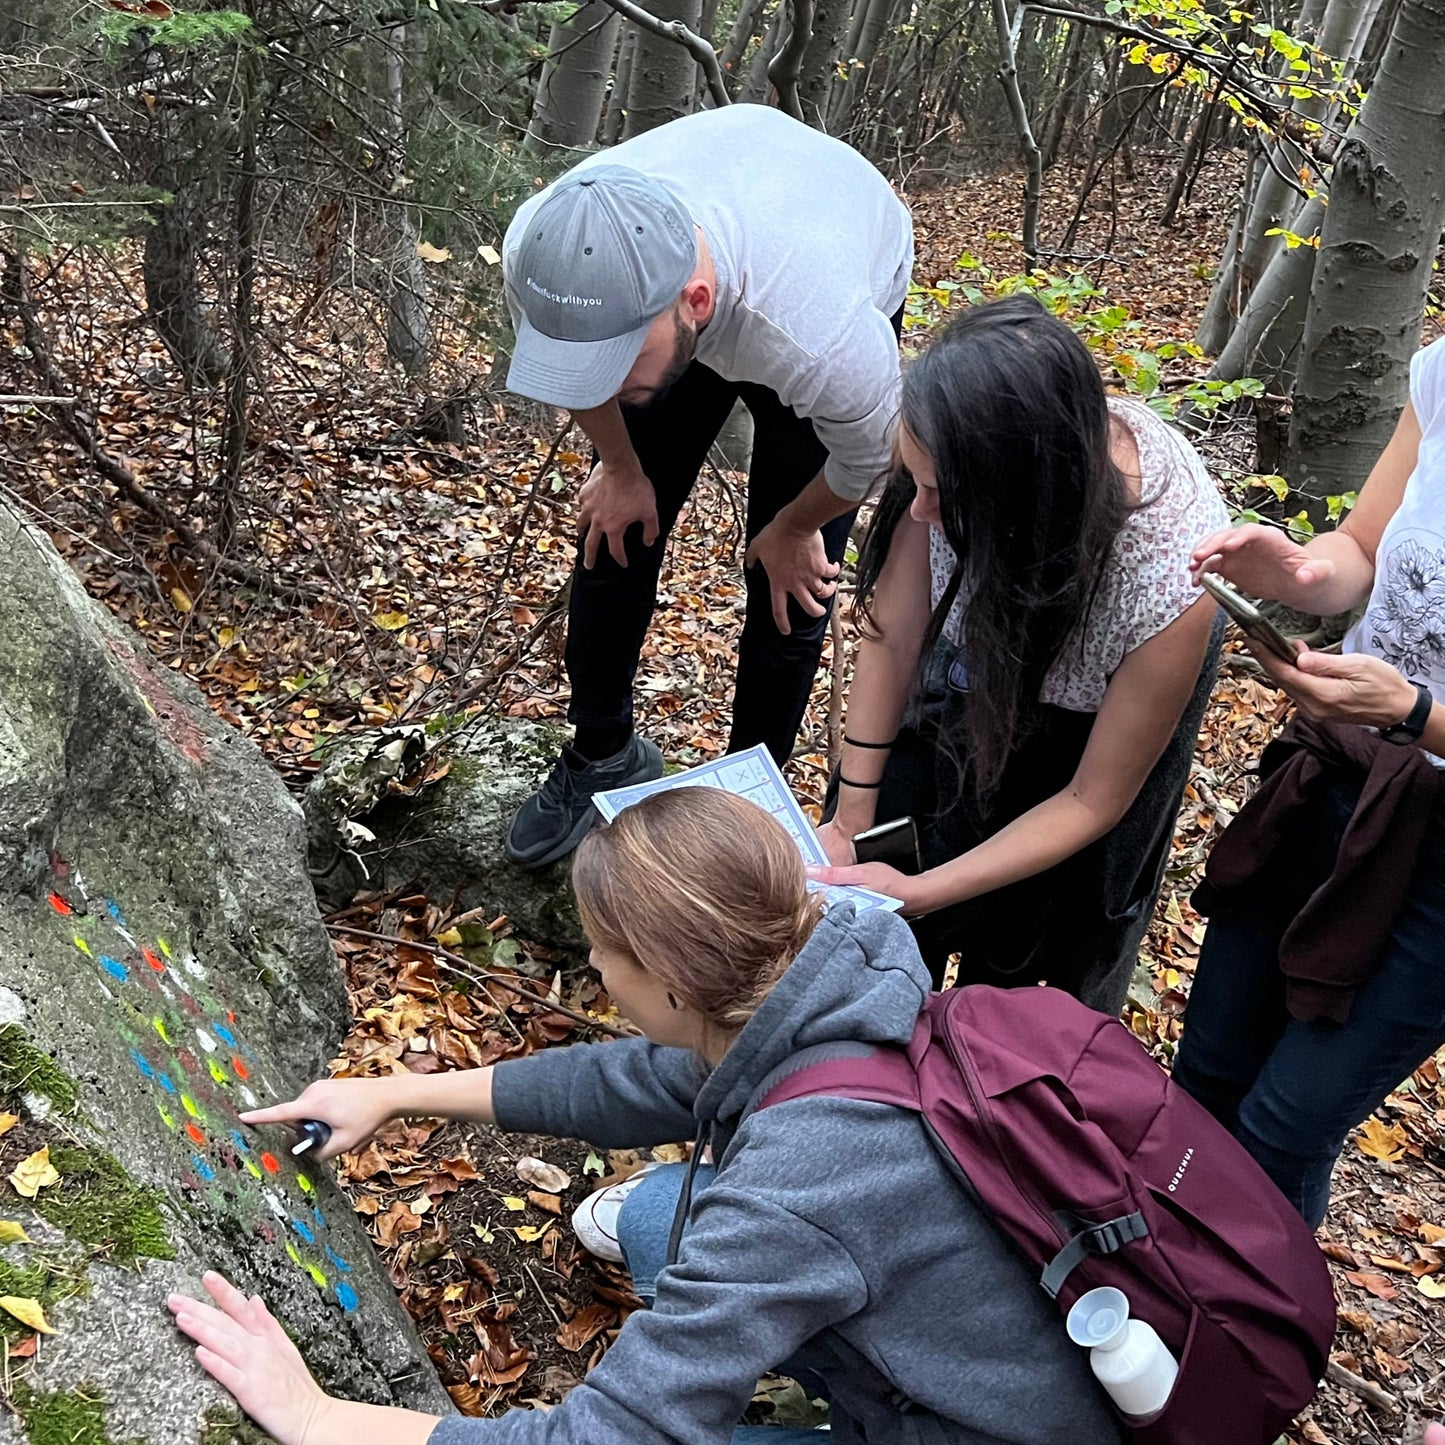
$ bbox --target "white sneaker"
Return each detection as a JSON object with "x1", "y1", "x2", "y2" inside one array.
[{"x1": 570, "y1": 1163, "x2": 664, "y2": 1263}]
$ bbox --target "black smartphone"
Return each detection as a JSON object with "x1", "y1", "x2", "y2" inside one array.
[
  {"x1": 1198, "y1": 572, "x2": 1299, "y2": 666},
  {"x1": 852, "y1": 816, "x2": 922, "y2": 875}
]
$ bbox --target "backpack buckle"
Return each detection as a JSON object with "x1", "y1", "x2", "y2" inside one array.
[{"x1": 1040, "y1": 1210, "x2": 1149, "y2": 1299}]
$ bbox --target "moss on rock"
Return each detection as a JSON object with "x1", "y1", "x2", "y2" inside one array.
[
  {"x1": 12, "y1": 1381, "x2": 145, "y2": 1445},
  {"x1": 0, "y1": 1251, "x2": 85, "y2": 1344},
  {"x1": 200, "y1": 1406, "x2": 279, "y2": 1445},
  {"x1": 0, "y1": 1027, "x2": 78, "y2": 1112},
  {"x1": 38, "y1": 1145, "x2": 173, "y2": 1266}
]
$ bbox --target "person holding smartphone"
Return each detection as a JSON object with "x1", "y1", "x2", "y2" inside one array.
[
  {"x1": 811, "y1": 297, "x2": 1228, "y2": 1010},
  {"x1": 1169, "y1": 337, "x2": 1445, "y2": 1228}
]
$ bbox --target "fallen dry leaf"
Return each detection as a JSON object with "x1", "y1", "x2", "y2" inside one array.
[
  {"x1": 1355, "y1": 1118, "x2": 1408, "y2": 1164},
  {"x1": 516, "y1": 1156, "x2": 571, "y2": 1193},
  {"x1": 556, "y1": 1303, "x2": 615, "y2": 1352},
  {"x1": 0, "y1": 1113, "x2": 19, "y2": 1138},
  {"x1": 1344, "y1": 1270, "x2": 1400, "y2": 1301},
  {"x1": 0, "y1": 1220, "x2": 32, "y2": 1245},
  {"x1": 0, "y1": 1296, "x2": 55, "y2": 1334},
  {"x1": 9, "y1": 1147, "x2": 59, "y2": 1200}
]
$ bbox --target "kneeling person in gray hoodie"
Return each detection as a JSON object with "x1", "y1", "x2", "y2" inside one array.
[{"x1": 169, "y1": 789, "x2": 1122, "y2": 1445}]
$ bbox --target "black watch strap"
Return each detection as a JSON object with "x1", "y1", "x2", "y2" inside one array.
[{"x1": 1379, "y1": 682, "x2": 1435, "y2": 744}]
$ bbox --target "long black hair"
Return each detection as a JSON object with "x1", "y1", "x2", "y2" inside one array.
[{"x1": 857, "y1": 294, "x2": 1133, "y2": 799}]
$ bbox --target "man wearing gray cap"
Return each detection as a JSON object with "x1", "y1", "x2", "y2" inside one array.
[{"x1": 501, "y1": 103, "x2": 912, "y2": 869}]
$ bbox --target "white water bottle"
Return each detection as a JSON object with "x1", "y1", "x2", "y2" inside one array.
[{"x1": 1065, "y1": 1287, "x2": 1179, "y2": 1419}]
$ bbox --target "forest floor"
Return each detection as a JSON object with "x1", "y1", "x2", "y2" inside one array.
[{"x1": 7, "y1": 143, "x2": 1445, "y2": 1442}]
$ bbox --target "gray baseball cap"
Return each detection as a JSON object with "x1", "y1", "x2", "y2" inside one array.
[{"x1": 506, "y1": 165, "x2": 697, "y2": 410}]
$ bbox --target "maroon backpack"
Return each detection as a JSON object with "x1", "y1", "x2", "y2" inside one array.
[{"x1": 757, "y1": 986, "x2": 1336, "y2": 1445}]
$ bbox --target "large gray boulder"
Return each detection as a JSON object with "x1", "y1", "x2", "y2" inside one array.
[{"x1": 0, "y1": 505, "x2": 452, "y2": 1442}]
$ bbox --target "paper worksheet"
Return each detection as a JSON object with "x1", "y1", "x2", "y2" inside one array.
[{"x1": 593, "y1": 744, "x2": 903, "y2": 914}]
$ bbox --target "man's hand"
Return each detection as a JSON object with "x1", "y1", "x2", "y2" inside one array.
[
  {"x1": 578, "y1": 459, "x2": 660, "y2": 570},
  {"x1": 169, "y1": 1273, "x2": 332, "y2": 1445},
  {"x1": 745, "y1": 517, "x2": 840, "y2": 634},
  {"x1": 1251, "y1": 643, "x2": 1419, "y2": 730}
]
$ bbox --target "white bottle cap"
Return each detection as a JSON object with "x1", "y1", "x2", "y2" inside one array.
[{"x1": 1066, "y1": 1287, "x2": 1131, "y2": 1352}]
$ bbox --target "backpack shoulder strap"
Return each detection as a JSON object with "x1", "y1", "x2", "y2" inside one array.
[{"x1": 753, "y1": 1039, "x2": 921, "y2": 1115}]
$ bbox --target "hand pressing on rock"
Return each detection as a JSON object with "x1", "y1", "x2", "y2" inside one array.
[
  {"x1": 168, "y1": 1272, "x2": 438, "y2": 1445},
  {"x1": 1424, "y1": 1425, "x2": 1445, "y2": 1445}
]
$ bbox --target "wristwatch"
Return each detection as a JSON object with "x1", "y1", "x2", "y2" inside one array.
[{"x1": 1379, "y1": 681, "x2": 1435, "y2": 744}]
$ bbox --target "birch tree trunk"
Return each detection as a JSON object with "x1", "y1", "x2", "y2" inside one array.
[
  {"x1": 623, "y1": 0, "x2": 705, "y2": 137},
  {"x1": 1285, "y1": 0, "x2": 1445, "y2": 509},
  {"x1": 525, "y1": 0, "x2": 620, "y2": 153},
  {"x1": 380, "y1": 24, "x2": 431, "y2": 376}
]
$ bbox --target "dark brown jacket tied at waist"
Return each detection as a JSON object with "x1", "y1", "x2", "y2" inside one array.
[{"x1": 1192, "y1": 715, "x2": 1444, "y2": 1024}]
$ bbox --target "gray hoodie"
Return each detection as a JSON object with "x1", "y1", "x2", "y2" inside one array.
[{"x1": 430, "y1": 905, "x2": 1122, "y2": 1445}]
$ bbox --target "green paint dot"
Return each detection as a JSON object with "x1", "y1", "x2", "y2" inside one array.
[
  {"x1": 305, "y1": 1263, "x2": 327, "y2": 1288},
  {"x1": 180, "y1": 1094, "x2": 202, "y2": 1120},
  {"x1": 243, "y1": 1159, "x2": 262, "y2": 1179},
  {"x1": 152, "y1": 1016, "x2": 171, "y2": 1046},
  {"x1": 72, "y1": 935, "x2": 92, "y2": 957},
  {"x1": 207, "y1": 1058, "x2": 229, "y2": 1086},
  {"x1": 157, "y1": 937, "x2": 173, "y2": 958},
  {"x1": 284, "y1": 1241, "x2": 302, "y2": 1266},
  {"x1": 295, "y1": 1174, "x2": 313, "y2": 1194},
  {"x1": 156, "y1": 1103, "x2": 176, "y2": 1129}
]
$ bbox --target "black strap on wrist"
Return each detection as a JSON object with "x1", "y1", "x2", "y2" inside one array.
[
  {"x1": 1380, "y1": 681, "x2": 1435, "y2": 744},
  {"x1": 843, "y1": 735, "x2": 896, "y2": 750},
  {"x1": 837, "y1": 773, "x2": 884, "y2": 790}
]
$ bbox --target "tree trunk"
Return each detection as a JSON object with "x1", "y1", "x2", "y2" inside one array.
[
  {"x1": 623, "y1": 0, "x2": 705, "y2": 137},
  {"x1": 1285, "y1": 0, "x2": 1445, "y2": 511},
  {"x1": 525, "y1": 0, "x2": 620, "y2": 153},
  {"x1": 794, "y1": 0, "x2": 850, "y2": 127},
  {"x1": 142, "y1": 195, "x2": 230, "y2": 386},
  {"x1": 828, "y1": 0, "x2": 899, "y2": 130},
  {"x1": 604, "y1": 25, "x2": 638, "y2": 141},
  {"x1": 379, "y1": 25, "x2": 431, "y2": 376},
  {"x1": 991, "y1": 0, "x2": 1042, "y2": 265},
  {"x1": 720, "y1": 0, "x2": 771, "y2": 88},
  {"x1": 741, "y1": 2, "x2": 784, "y2": 100},
  {"x1": 1039, "y1": 19, "x2": 1087, "y2": 169}
]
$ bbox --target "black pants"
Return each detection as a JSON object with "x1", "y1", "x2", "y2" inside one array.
[{"x1": 566, "y1": 313, "x2": 902, "y2": 766}]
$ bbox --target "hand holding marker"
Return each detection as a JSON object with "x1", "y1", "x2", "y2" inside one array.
[{"x1": 292, "y1": 1119, "x2": 333, "y2": 1156}]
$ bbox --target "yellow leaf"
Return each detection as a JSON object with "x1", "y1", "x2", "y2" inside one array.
[
  {"x1": 1418, "y1": 1275, "x2": 1445, "y2": 1299},
  {"x1": 434, "y1": 928, "x2": 463, "y2": 949},
  {"x1": 1163, "y1": 969, "x2": 1180, "y2": 989},
  {"x1": 513, "y1": 1225, "x2": 548, "y2": 1242},
  {"x1": 501, "y1": 1196, "x2": 527, "y2": 1212},
  {"x1": 1355, "y1": 1117, "x2": 1408, "y2": 1164},
  {"x1": 415, "y1": 241, "x2": 451, "y2": 263},
  {"x1": 0, "y1": 1296, "x2": 55, "y2": 1333},
  {"x1": 170, "y1": 587, "x2": 193, "y2": 614},
  {"x1": 472, "y1": 1224, "x2": 495, "y2": 1243},
  {"x1": 9, "y1": 1147, "x2": 60, "y2": 1200},
  {"x1": 0, "y1": 1114, "x2": 18, "y2": 1138},
  {"x1": 442, "y1": 1282, "x2": 466, "y2": 1302},
  {"x1": 373, "y1": 611, "x2": 410, "y2": 632},
  {"x1": 1421, "y1": 1223, "x2": 1445, "y2": 1246},
  {"x1": 0, "y1": 1221, "x2": 32, "y2": 1245},
  {"x1": 478, "y1": 244, "x2": 501, "y2": 265}
]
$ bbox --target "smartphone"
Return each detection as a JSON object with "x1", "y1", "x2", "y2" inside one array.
[
  {"x1": 1198, "y1": 572, "x2": 1299, "y2": 666},
  {"x1": 852, "y1": 816, "x2": 922, "y2": 875}
]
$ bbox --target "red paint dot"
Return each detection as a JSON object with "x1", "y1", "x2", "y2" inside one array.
[
  {"x1": 47, "y1": 893, "x2": 72, "y2": 916},
  {"x1": 231, "y1": 1057, "x2": 250, "y2": 1081},
  {"x1": 186, "y1": 1123, "x2": 206, "y2": 1146},
  {"x1": 227, "y1": 1010, "x2": 236, "y2": 1025},
  {"x1": 260, "y1": 1153, "x2": 280, "y2": 1174},
  {"x1": 143, "y1": 948, "x2": 166, "y2": 973}
]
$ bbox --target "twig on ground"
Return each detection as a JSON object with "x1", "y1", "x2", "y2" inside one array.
[{"x1": 1327, "y1": 1357, "x2": 1400, "y2": 1413}]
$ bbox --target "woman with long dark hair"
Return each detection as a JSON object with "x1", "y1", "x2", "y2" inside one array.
[{"x1": 814, "y1": 296, "x2": 1227, "y2": 1010}]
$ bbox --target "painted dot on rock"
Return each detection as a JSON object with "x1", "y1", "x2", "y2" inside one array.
[
  {"x1": 156, "y1": 1074, "x2": 177, "y2": 1095},
  {"x1": 72, "y1": 935, "x2": 92, "y2": 957},
  {"x1": 101, "y1": 955, "x2": 129, "y2": 982},
  {"x1": 231, "y1": 1057, "x2": 249, "y2": 1082},
  {"x1": 194, "y1": 1029, "x2": 216, "y2": 1054},
  {"x1": 305, "y1": 1263, "x2": 327, "y2": 1289},
  {"x1": 207, "y1": 1059, "x2": 229, "y2": 1087},
  {"x1": 130, "y1": 1049, "x2": 155, "y2": 1080},
  {"x1": 260, "y1": 1153, "x2": 280, "y2": 1174},
  {"x1": 292, "y1": 1220, "x2": 315, "y2": 1245},
  {"x1": 158, "y1": 937, "x2": 173, "y2": 958},
  {"x1": 335, "y1": 1282, "x2": 359, "y2": 1313},
  {"x1": 180, "y1": 1094, "x2": 202, "y2": 1120},
  {"x1": 311, "y1": 1206, "x2": 327, "y2": 1230},
  {"x1": 243, "y1": 1159, "x2": 262, "y2": 1180},
  {"x1": 152, "y1": 1016, "x2": 172, "y2": 1046},
  {"x1": 230, "y1": 1130, "x2": 250, "y2": 1153},
  {"x1": 47, "y1": 892, "x2": 72, "y2": 916},
  {"x1": 185, "y1": 1122, "x2": 206, "y2": 1146},
  {"x1": 325, "y1": 1248, "x2": 351, "y2": 1274},
  {"x1": 226, "y1": 1009, "x2": 236, "y2": 1025},
  {"x1": 143, "y1": 948, "x2": 165, "y2": 973},
  {"x1": 106, "y1": 899, "x2": 126, "y2": 924},
  {"x1": 284, "y1": 1241, "x2": 302, "y2": 1267},
  {"x1": 157, "y1": 1104, "x2": 176, "y2": 1129},
  {"x1": 295, "y1": 1174, "x2": 313, "y2": 1194},
  {"x1": 191, "y1": 1155, "x2": 216, "y2": 1183},
  {"x1": 214, "y1": 1025, "x2": 237, "y2": 1048}
]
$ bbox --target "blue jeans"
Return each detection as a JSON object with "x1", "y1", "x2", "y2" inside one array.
[
  {"x1": 617, "y1": 1164, "x2": 827, "y2": 1443},
  {"x1": 1172, "y1": 776, "x2": 1445, "y2": 1228}
]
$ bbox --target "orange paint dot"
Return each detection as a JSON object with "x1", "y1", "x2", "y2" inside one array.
[
  {"x1": 47, "y1": 892, "x2": 72, "y2": 916},
  {"x1": 143, "y1": 948, "x2": 166, "y2": 972},
  {"x1": 185, "y1": 1123, "x2": 206, "y2": 1146},
  {"x1": 231, "y1": 1057, "x2": 250, "y2": 1081},
  {"x1": 260, "y1": 1153, "x2": 280, "y2": 1174},
  {"x1": 227, "y1": 1010, "x2": 236, "y2": 1025}
]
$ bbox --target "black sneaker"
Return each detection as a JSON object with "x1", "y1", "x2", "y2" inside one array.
[{"x1": 504, "y1": 736, "x2": 664, "y2": 870}]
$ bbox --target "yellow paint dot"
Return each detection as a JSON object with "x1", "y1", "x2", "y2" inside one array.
[
  {"x1": 243, "y1": 1160, "x2": 262, "y2": 1180},
  {"x1": 152, "y1": 1016, "x2": 172, "y2": 1046},
  {"x1": 181, "y1": 1094, "x2": 202, "y2": 1120},
  {"x1": 157, "y1": 938, "x2": 173, "y2": 958},
  {"x1": 156, "y1": 1104, "x2": 176, "y2": 1129},
  {"x1": 73, "y1": 935, "x2": 92, "y2": 957},
  {"x1": 295, "y1": 1174, "x2": 313, "y2": 1194},
  {"x1": 285, "y1": 1241, "x2": 302, "y2": 1266},
  {"x1": 305, "y1": 1263, "x2": 327, "y2": 1288},
  {"x1": 207, "y1": 1058, "x2": 229, "y2": 1086}
]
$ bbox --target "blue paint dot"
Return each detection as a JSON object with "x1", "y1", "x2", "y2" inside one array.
[
  {"x1": 192, "y1": 1155, "x2": 216, "y2": 1182},
  {"x1": 106, "y1": 900, "x2": 127, "y2": 926},
  {"x1": 325, "y1": 1247, "x2": 352, "y2": 1274},
  {"x1": 100, "y1": 955, "x2": 129, "y2": 982},
  {"x1": 130, "y1": 1049, "x2": 155, "y2": 1079},
  {"x1": 156, "y1": 1074, "x2": 177, "y2": 1095},
  {"x1": 312, "y1": 1206, "x2": 327, "y2": 1230},
  {"x1": 214, "y1": 1025, "x2": 237, "y2": 1048},
  {"x1": 335, "y1": 1281, "x2": 359, "y2": 1313},
  {"x1": 292, "y1": 1220, "x2": 315, "y2": 1245},
  {"x1": 230, "y1": 1130, "x2": 250, "y2": 1153}
]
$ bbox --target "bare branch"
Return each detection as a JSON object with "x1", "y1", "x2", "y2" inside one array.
[
  {"x1": 596, "y1": 0, "x2": 732, "y2": 108},
  {"x1": 767, "y1": 0, "x2": 815, "y2": 120}
]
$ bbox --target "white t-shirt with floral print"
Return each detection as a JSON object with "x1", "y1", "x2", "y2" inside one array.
[
  {"x1": 1344, "y1": 335, "x2": 1445, "y2": 763},
  {"x1": 928, "y1": 395, "x2": 1229, "y2": 712}
]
